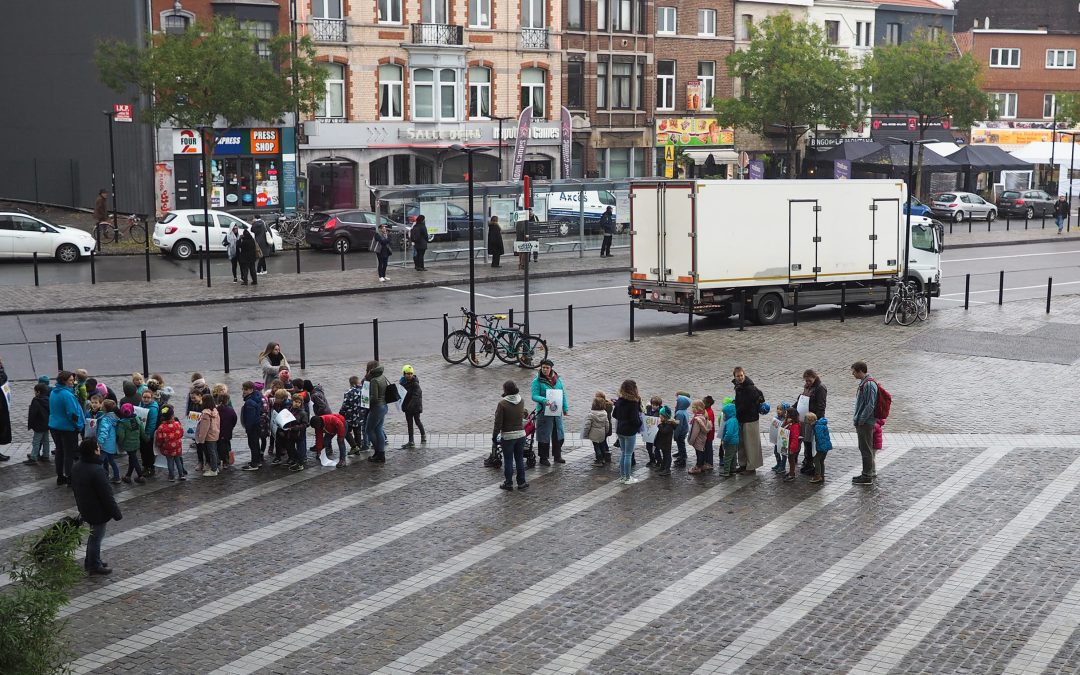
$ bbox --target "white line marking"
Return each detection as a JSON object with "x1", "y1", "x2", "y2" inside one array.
[
  {"x1": 1003, "y1": 572, "x2": 1080, "y2": 674},
  {"x1": 371, "y1": 445, "x2": 916, "y2": 675},
  {"x1": 59, "y1": 451, "x2": 475, "y2": 620},
  {"x1": 943, "y1": 249, "x2": 1080, "y2": 263},
  {"x1": 530, "y1": 444, "x2": 914, "y2": 675},
  {"x1": 438, "y1": 286, "x2": 497, "y2": 299},
  {"x1": 66, "y1": 451, "x2": 589, "y2": 674},
  {"x1": 847, "y1": 452, "x2": 1080, "y2": 675},
  {"x1": 934, "y1": 297, "x2": 987, "y2": 305},
  {"x1": 689, "y1": 445, "x2": 1011, "y2": 675},
  {"x1": 210, "y1": 470, "x2": 638, "y2": 674},
  {"x1": 486, "y1": 285, "x2": 627, "y2": 300},
  {"x1": 0, "y1": 476, "x2": 62, "y2": 501}
]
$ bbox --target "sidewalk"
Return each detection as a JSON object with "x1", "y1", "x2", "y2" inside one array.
[{"x1": 943, "y1": 222, "x2": 1080, "y2": 249}]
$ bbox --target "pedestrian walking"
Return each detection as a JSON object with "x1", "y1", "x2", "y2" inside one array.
[
  {"x1": 26, "y1": 382, "x2": 51, "y2": 463},
  {"x1": 49, "y1": 370, "x2": 85, "y2": 485},
  {"x1": 410, "y1": 215, "x2": 429, "y2": 271},
  {"x1": 155, "y1": 405, "x2": 187, "y2": 481},
  {"x1": 797, "y1": 369, "x2": 827, "y2": 475},
  {"x1": 373, "y1": 223, "x2": 393, "y2": 282},
  {"x1": 732, "y1": 366, "x2": 764, "y2": 473},
  {"x1": 251, "y1": 215, "x2": 271, "y2": 274},
  {"x1": 70, "y1": 438, "x2": 122, "y2": 575},
  {"x1": 1054, "y1": 195, "x2": 1070, "y2": 233},
  {"x1": 237, "y1": 228, "x2": 259, "y2": 285},
  {"x1": 612, "y1": 380, "x2": 643, "y2": 484},
  {"x1": 487, "y1": 216, "x2": 505, "y2": 267},
  {"x1": 93, "y1": 189, "x2": 115, "y2": 242},
  {"x1": 225, "y1": 223, "x2": 241, "y2": 282},
  {"x1": 493, "y1": 380, "x2": 528, "y2": 491},
  {"x1": 364, "y1": 360, "x2": 391, "y2": 463},
  {"x1": 0, "y1": 358, "x2": 11, "y2": 462},
  {"x1": 258, "y1": 342, "x2": 290, "y2": 389},
  {"x1": 530, "y1": 359, "x2": 567, "y2": 466},
  {"x1": 851, "y1": 361, "x2": 879, "y2": 485},
  {"x1": 399, "y1": 365, "x2": 426, "y2": 448},
  {"x1": 599, "y1": 205, "x2": 614, "y2": 257}
]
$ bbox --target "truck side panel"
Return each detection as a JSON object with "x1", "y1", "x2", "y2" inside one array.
[{"x1": 630, "y1": 184, "x2": 660, "y2": 282}]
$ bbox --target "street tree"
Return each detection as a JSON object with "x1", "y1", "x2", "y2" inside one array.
[
  {"x1": 715, "y1": 12, "x2": 860, "y2": 178},
  {"x1": 1054, "y1": 91, "x2": 1080, "y2": 126},
  {"x1": 95, "y1": 17, "x2": 325, "y2": 284},
  {"x1": 863, "y1": 31, "x2": 995, "y2": 195}
]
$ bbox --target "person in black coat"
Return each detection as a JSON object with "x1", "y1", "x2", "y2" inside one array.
[
  {"x1": 70, "y1": 438, "x2": 123, "y2": 575},
  {"x1": 410, "y1": 216, "x2": 429, "y2": 271},
  {"x1": 399, "y1": 366, "x2": 425, "y2": 448},
  {"x1": 732, "y1": 367, "x2": 764, "y2": 472},
  {"x1": 0, "y1": 358, "x2": 11, "y2": 461},
  {"x1": 487, "y1": 216, "x2": 505, "y2": 267},
  {"x1": 251, "y1": 216, "x2": 271, "y2": 274},
  {"x1": 798, "y1": 369, "x2": 828, "y2": 475},
  {"x1": 26, "y1": 382, "x2": 51, "y2": 463},
  {"x1": 237, "y1": 229, "x2": 259, "y2": 285},
  {"x1": 599, "y1": 206, "x2": 615, "y2": 257}
]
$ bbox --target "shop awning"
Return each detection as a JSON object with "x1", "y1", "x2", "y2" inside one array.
[
  {"x1": 946, "y1": 145, "x2": 1031, "y2": 172},
  {"x1": 683, "y1": 149, "x2": 738, "y2": 165}
]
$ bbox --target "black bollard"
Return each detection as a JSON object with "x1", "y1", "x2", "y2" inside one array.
[
  {"x1": 222, "y1": 326, "x2": 230, "y2": 373},
  {"x1": 1047, "y1": 277, "x2": 1053, "y2": 314},
  {"x1": 199, "y1": 251, "x2": 204, "y2": 280},
  {"x1": 998, "y1": 270, "x2": 1005, "y2": 305},
  {"x1": 373, "y1": 318, "x2": 379, "y2": 361},
  {"x1": 33, "y1": 252, "x2": 39, "y2": 286},
  {"x1": 140, "y1": 330, "x2": 149, "y2": 376},
  {"x1": 299, "y1": 322, "x2": 306, "y2": 370},
  {"x1": 629, "y1": 301, "x2": 635, "y2": 342},
  {"x1": 509, "y1": 308, "x2": 514, "y2": 326},
  {"x1": 55, "y1": 333, "x2": 63, "y2": 371},
  {"x1": 295, "y1": 242, "x2": 301, "y2": 274},
  {"x1": 442, "y1": 313, "x2": 449, "y2": 343},
  {"x1": 964, "y1": 274, "x2": 970, "y2": 310},
  {"x1": 90, "y1": 251, "x2": 96, "y2": 284},
  {"x1": 568, "y1": 304, "x2": 574, "y2": 348},
  {"x1": 687, "y1": 298, "x2": 694, "y2": 336},
  {"x1": 340, "y1": 245, "x2": 346, "y2": 272},
  {"x1": 840, "y1": 285, "x2": 846, "y2": 323}
]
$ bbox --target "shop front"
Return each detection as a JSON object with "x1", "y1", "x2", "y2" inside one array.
[
  {"x1": 655, "y1": 118, "x2": 736, "y2": 178},
  {"x1": 170, "y1": 127, "x2": 298, "y2": 215}
]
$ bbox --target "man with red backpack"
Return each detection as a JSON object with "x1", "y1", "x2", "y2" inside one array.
[{"x1": 851, "y1": 361, "x2": 888, "y2": 485}]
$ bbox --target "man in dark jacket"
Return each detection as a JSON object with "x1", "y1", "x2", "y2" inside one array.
[
  {"x1": 251, "y1": 216, "x2": 270, "y2": 274},
  {"x1": 411, "y1": 215, "x2": 429, "y2": 271},
  {"x1": 599, "y1": 206, "x2": 615, "y2": 257},
  {"x1": 70, "y1": 438, "x2": 123, "y2": 575},
  {"x1": 240, "y1": 382, "x2": 265, "y2": 470},
  {"x1": 237, "y1": 229, "x2": 259, "y2": 285},
  {"x1": 732, "y1": 367, "x2": 764, "y2": 472},
  {"x1": 1054, "y1": 195, "x2": 1070, "y2": 233},
  {"x1": 119, "y1": 380, "x2": 140, "y2": 410}
]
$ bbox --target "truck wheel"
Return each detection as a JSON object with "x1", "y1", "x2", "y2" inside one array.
[{"x1": 754, "y1": 293, "x2": 784, "y2": 325}]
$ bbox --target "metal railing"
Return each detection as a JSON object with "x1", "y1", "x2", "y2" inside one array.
[
  {"x1": 310, "y1": 18, "x2": 346, "y2": 42},
  {"x1": 520, "y1": 27, "x2": 549, "y2": 49},
  {"x1": 411, "y1": 23, "x2": 463, "y2": 46}
]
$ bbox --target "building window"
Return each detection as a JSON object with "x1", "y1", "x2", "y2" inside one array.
[
  {"x1": 521, "y1": 67, "x2": 546, "y2": 118},
  {"x1": 635, "y1": 60, "x2": 644, "y2": 109},
  {"x1": 824, "y1": 20, "x2": 840, "y2": 45},
  {"x1": 602, "y1": 148, "x2": 646, "y2": 178},
  {"x1": 656, "y1": 59, "x2": 675, "y2": 110},
  {"x1": 928, "y1": 25, "x2": 942, "y2": 40},
  {"x1": 1044, "y1": 93, "x2": 1057, "y2": 119},
  {"x1": 422, "y1": 0, "x2": 448, "y2": 24},
  {"x1": 612, "y1": 0, "x2": 633, "y2": 32},
  {"x1": 597, "y1": 61, "x2": 608, "y2": 108},
  {"x1": 567, "y1": 0, "x2": 582, "y2": 29},
  {"x1": 440, "y1": 70, "x2": 457, "y2": 119},
  {"x1": 412, "y1": 67, "x2": 459, "y2": 120},
  {"x1": 656, "y1": 6, "x2": 676, "y2": 35},
  {"x1": 161, "y1": 11, "x2": 193, "y2": 34},
  {"x1": 855, "y1": 21, "x2": 871, "y2": 46},
  {"x1": 379, "y1": 64, "x2": 403, "y2": 119},
  {"x1": 1046, "y1": 49, "x2": 1076, "y2": 69},
  {"x1": 379, "y1": 0, "x2": 402, "y2": 23},
  {"x1": 885, "y1": 22, "x2": 901, "y2": 45},
  {"x1": 522, "y1": 0, "x2": 545, "y2": 29},
  {"x1": 312, "y1": 0, "x2": 342, "y2": 17},
  {"x1": 567, "y1": 61, "x2": 584, "y2": 108},
  {"x1": 992, "y1": 92, "x2": 1017, "y2": 119},
  {"x1": 413, "y1": 68, "x2": 434, "y2": 119},
  {"x1": 698, "y1": 9, "x2": 715, "y2": 36},
  {"x1": 698, "y1": 61, "x2": 714, "y2": 110},
  {"x1": 243, "y1": 20, "x2": 274, "y2": 59},
  {"x1": 611, "y1": 62, "x2": 632, "y2": 109},
  {"x1": 468, "y1": 66, "x2": 491, "y2": 118},
  {"x1": 469, "y1": 0, "x2": 490, "y2": 27},
  {"x1": 741, "y1": 14, "x2": 753, "y2": 40},
  {"x1": 316, "y1": 63, "x2": 345, "y2": 119},
  {"x1": 989, "y1": 47, "x2": 1020, "y2": 67}
]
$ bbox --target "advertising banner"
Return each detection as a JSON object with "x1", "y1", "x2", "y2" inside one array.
[
  {"x1": 655, "y1": 118, "x2": 734, "y2": 147},
  {"x1": 686, "y1": 80, "x2": 701, "y2": 112},
  {"x1": 748, "y1": 160, "x2": 765, "y2": 180},
  {"x1": 560, "y1": 106, "x2": 572, "y2": 179},
  {"x1": 511, "y1": 107, "x2": 533, "y2": 182},
  {"x1": 834, "y1": 160, "x2": 851, "y2": 180}
]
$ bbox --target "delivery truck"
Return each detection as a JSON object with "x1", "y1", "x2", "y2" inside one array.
[{"x1": 628, "y1": 179, "x2": 942, "y2": 324}]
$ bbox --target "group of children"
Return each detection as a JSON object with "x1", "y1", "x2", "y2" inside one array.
[{"x1": 768, "y1": 404, "x2": 833, "y2": 483}]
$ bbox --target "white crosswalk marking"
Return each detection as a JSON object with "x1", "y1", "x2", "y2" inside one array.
[
  {"x1": 0, "y1": 476, "x2": 62, "y2": 501},
  {"x1": 66, "y1": 452, "x2": 591, "y2": 674},
  {"x1": 847, "y1": 452, "x2": 1080, "y2": 675},
  {"x1": 59, "y1": 451, "x2": 475, "y2": 619},
  {"x1": 688, "y1": 445, "x2": 1012, "y2": 675},
  {"x1": 369, "y1": 445, "x2": 917, "y2": 675},
  {"x1": 1003, "y1": 579, "x2": 1080, "y2": 674}
]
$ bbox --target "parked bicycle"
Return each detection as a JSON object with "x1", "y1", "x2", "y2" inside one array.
[
  {"x1": 271, "y1": 211, "x2": 309, "y2": 246},
  {"x1": 95, "y1": 213, "x2": 148, "y2": 244},
  {"x1": 884, "y1": 280, "x2": 928, "y2": 326},
  {"x1": 442, "y1": 307, "x2": 547, "y2": 368}
]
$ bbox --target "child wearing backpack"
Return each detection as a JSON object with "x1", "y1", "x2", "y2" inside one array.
[
  {"x1": 719, "y1": 401, "x2": 741, "y2": 477},
  {"x1": 687, "y1": 400, "x2": 714, "y2": 474},
  {"x1": 653, "y1": 406, "x2": 678, "y2": 477},
  {"x1": 96, "y1": 400, "x2": 122, "y2": 483},
  {"x1": 116, "y1": 403, "x2": 146, "y2": 484},
  {"x1": 155, "y1": 405, "x2": 187, "y2": 481},
  {"x1": 810, "y1": 414, "x2": 832, "y2": 484},
  {"x1": 673, "y1": 393, "x2": 691, "y2": 468},
  {"x1": 26, "y1": 382, "x2": 51, "y2": 464}
]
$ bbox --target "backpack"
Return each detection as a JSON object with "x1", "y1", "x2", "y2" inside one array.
[
  {"x1": 310, "y1": 384, "x2": 330, "y2": 417},
  {"x1": 868, "y1": 377, "x2": 892, "y2": 420},
  {"x1": 384, "y1": 379, "x2": 400, "y2": 404}
]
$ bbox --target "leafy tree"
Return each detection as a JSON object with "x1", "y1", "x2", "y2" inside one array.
[
  {"x1": 715, "y1": 12, "x2": 860, "y2": 178},
  {"x1": 0, "y1": 518, "x2": 85, "y2": 674},
  {"x1": 863, "y1": 31, "x2": 995, "y2": 195},
  {"x1": 1054, "y1": 91, "x2": 1080, "y2": 127}
]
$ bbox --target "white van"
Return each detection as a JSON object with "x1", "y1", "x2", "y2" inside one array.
[{"x1": 519, "y1": 190, "x2": 618, "y2": 235}]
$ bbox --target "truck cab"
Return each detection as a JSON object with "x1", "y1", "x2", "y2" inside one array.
[{"x1": 906, "y1": 216, "x2": 943, "y2": 295}]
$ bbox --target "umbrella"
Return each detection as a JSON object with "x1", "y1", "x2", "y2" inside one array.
[
  {"x1": 814, "y1": 140, "x2": 884, "y2": 162},
  {"x1": 852, "y1": 144, "x2": 961, "y2": 170},
  {"x1": 946, "y1": 145, "x2": 1031, "y2": 172}
]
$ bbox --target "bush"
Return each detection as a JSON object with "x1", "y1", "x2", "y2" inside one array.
[{"x1": 0, "y1": 516, "x2": 86, "y2": 674}]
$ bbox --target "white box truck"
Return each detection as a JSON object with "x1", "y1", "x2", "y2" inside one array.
[{"x1": 628, "y1": 179, "x2": 942, "y2": 324}]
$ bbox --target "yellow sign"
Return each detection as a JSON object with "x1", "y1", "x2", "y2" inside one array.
[
  {"x1": 970, "y1": 128, "x2": 1054, "y2": 144},
  {"x1": 664, "y1": 145, "x2": 675, "y2": 162},
  {"x1": 655, "y1": 118, "x2": 734, "y2": 147},
  {"x1": 664, "y1": 162, "x2": 674, "y2": 178}
]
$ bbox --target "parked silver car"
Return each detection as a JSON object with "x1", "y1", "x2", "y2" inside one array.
[{"x1": 930, "y1": 191, "x2": 997, "y2": 223}]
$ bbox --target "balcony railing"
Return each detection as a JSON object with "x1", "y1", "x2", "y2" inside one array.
[
  {"x1": 520, "y1": 27, "x2": 549, "y2": 49},
  {"x1": 411, "y1": 23, "x2": 464, "y2": 46},
  {"x1": 311, "y1": 18, "x2": 346, "y2": 42}
]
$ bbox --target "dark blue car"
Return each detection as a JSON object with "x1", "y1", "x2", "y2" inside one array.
[{"x1": 903, "y1": 196, "x2": 931, "y2": 217}]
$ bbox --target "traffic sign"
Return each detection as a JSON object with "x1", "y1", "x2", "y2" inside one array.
[
  {"x1": 113, "y1": 104, "x2": 133, "y2": 123},
  {"x1": 664, "y1": 145, "x2": 675, "y2": 162},
  {"x1": 514, "y1": 240, "x2": 539, "y2": 254}
]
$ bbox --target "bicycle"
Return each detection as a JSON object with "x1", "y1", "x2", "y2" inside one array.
[
  {"x1": 442, "y1": 308, "x2": 487, "y2": 364},
  {"x1": 95, "y1": 219, "x2": 121, "y2": 244},
  {"x1": 126, "y1": 214, "x2": 148, "y2": 244},
  {"x1": 272, "y1": 211, "x2": 310, "y2": 246},
  {"x1": 467, "y1": 316, "x2": 548, "y2": 369},
  {"x1": 884, "y1": 280, "x2": 927, "y2": 327}
]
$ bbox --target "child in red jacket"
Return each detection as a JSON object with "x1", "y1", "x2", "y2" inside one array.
[
  {"x1": 783, "y1": 407, "x2": 801, "y2": 482},
  {"x1": 154, "y1": 405, "x2": 187, "y2": 481},
  {"x1": 310, "y1": 413, "x2": 347, "y2": 468}
]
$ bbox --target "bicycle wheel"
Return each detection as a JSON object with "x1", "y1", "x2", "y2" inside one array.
[
  {"x1": 884, "y1": 297, "x2": 898, "y2": 325},
  {"x1": 516, "y1": 335, "x2": 548, "y2": 369},
  {"x1": 128, "y1": 222, "x2": 146, "y2": 244},
  {"x1": 467, "y1": 334, "x2": 496, "y2": 368},
  {"x1": 442, "y1": 329, "x2": 472, "y2": 364},
  {"x1": 495, "y1": 331, "x2": 522, "y2": 364},
  {"x1": 897, "y1": 299, "x2": 919, "y2": 326},
  {"x1": 916, "y1": 296, "x2": 929, "y2": 321}
]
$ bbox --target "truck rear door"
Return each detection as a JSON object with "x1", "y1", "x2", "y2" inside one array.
[
  {"x1": 630, "y1": 181, "x2": 696, "y2": 285},
  {"x1": 871, "y1": 198, "x2": 901, "y2": 277},
  {"x1": 788, "y1": 199, "x2": 819, "y2": 282},
  {"x1": 630, "y1": 183, "x2": 660, "y2": 282}
]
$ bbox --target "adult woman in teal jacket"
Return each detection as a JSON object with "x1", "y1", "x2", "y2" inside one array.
[
  {"x1": 48, "y1": 370, "x2": 85, "y2": 485},
  {"x1": 531, "y1": 359, "x2": 567, "y2": 466}
]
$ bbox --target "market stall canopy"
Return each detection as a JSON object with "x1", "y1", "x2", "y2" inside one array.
[
  {"x1": 851, "y1": 144, "x2": 961, "y2": 170},
  {"x1": 1009, "y1": 141, "x2": 1080, "y2": 165},
  {"x1": 683, "y1": 149, "x2": 739, "y2": 165},
  {"x1": 946, "y1": 145, "x2": 1031, "y2": 172},
  {"x1": 814, "y1": 140, "x2": 884, "y2": 162}
]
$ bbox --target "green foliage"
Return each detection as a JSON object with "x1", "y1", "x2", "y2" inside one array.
[
  {"x1": 715, "y1": 12, "x2": 860, "y2": 177},
  {"x1": 96, "y1": 16, "x2": 326, "y2": 130},
  {"x1": 0, "y1": 518, "x2": 86, "y2": 674},
  {"x1": 1055, "y1": 92, "x2": 1080, "y2": 127}
]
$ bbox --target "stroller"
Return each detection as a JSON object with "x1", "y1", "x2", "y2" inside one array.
[{"x1": 485, "y1": 411, "x2": 538, "y2": 469}]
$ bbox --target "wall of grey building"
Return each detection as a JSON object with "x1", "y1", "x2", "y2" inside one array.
[
  {"x1": 874, "y1": 9, "x2": 956, "y2": 46},
  {"x1": 0, "y1": 0, "x2": 156, "y2": 215}
]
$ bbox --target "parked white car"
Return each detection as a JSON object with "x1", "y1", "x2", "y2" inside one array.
[
  {"x1": 153, "y1": 209, "x2": 283, "y2": 259},
  {"x1": 0, "y1": 211, "x2": 96, "y2": 262}
]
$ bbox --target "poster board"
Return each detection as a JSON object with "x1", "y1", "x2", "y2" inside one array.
[
  {"x1": 641, "y1": 416, "x2": 660, "y2": 443},
  {"x1": 182, "y1": 412, "x2": 200, "y2": 439},
  {"x1": 418, "y1": 202, "x2": 448, "y2": 237},
  {"x1": 543, "y1": 389, "x2": 564, "y2": 417},
  {"x1": 490, "y1": 199, "x2": 517, "y2": 230}
]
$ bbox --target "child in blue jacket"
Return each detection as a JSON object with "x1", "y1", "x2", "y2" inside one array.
[
  {"x1": 673, "y1": 393, "x2": 691, "y2": 468},
  {"x1": 811, "y1": 415, "x2": 832, "y2": 484},
  {"x1": 720, "y1": 402, "x2": 741, "y2": 477},
  {"x1": 96, "y1": 399, "x2": 121, "y2": 483}
]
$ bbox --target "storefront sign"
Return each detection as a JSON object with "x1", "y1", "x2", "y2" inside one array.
[
  {"x1": 113, "y1": 104, "x2": 133, "y2": 123},
  {"x1": 560, "y1": 107, "x2": 571, "y2": 179},
  {"x1": 686, "y1": 80, "x2": 702, "y2": 112},
  {"x1": 212, "y1": 130, "x2": 246, "y2": 155},
  {"x1": 655, "y1": 118, "x2": 734, "y2": 147},
  {"x1": 871, "y1": 116, "x2": 951, "y2": 131},
  {"x1": 173, "y1": 129, "x2": 202, "y2": 154},
  {"x1": 155, "y1": 163, "x2": 173, "y2": 217},
  {"x1": 511, "y1": 107, "x2": 533, "y2": 182},
  {"x1": 807, "y1": 136, "x2": 876, "y2": 148},
  {"x1": 251, "y1": 129, "x2": 280, "y2": 154},
  {"x1": 834, "y1": 160, "x2": 851, "y2": 180},
  {"x1": 970, "y1": 127, "x2": 1054, "y2": 144},
  {"x1": 748, "y1": 160, "x2": 765, "y2": 180},
  {"x1": 495, "y1": 126, "x2": 560, "y2": 141},
  {"x1": 398, "y1": 128, "x2": 483, "y2": 141}
]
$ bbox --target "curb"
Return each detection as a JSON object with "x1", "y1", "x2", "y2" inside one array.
[
  {"x1": 944, "y1": 234, "x2": 1075, "y2": 250},
  {"x1": 0, "y1": 264, "x2": 632, "y2": 317}
]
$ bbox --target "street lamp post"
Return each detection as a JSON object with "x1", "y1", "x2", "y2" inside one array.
[
  {"x1": 492, "y1": 116, "x2": 512, "y2": 181},
  {"x1": 200, "y1": 126, "x2": 213, "y2": 288},
  {"x1": 450, "y1": 144, "x2": 493, "y2": 318},
  {"x1": 889, "y1": 137, "x2": 933, "y2": 284},
  {"x1": 103, "y1": 110, "x2": 118, "y2": 250}
]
